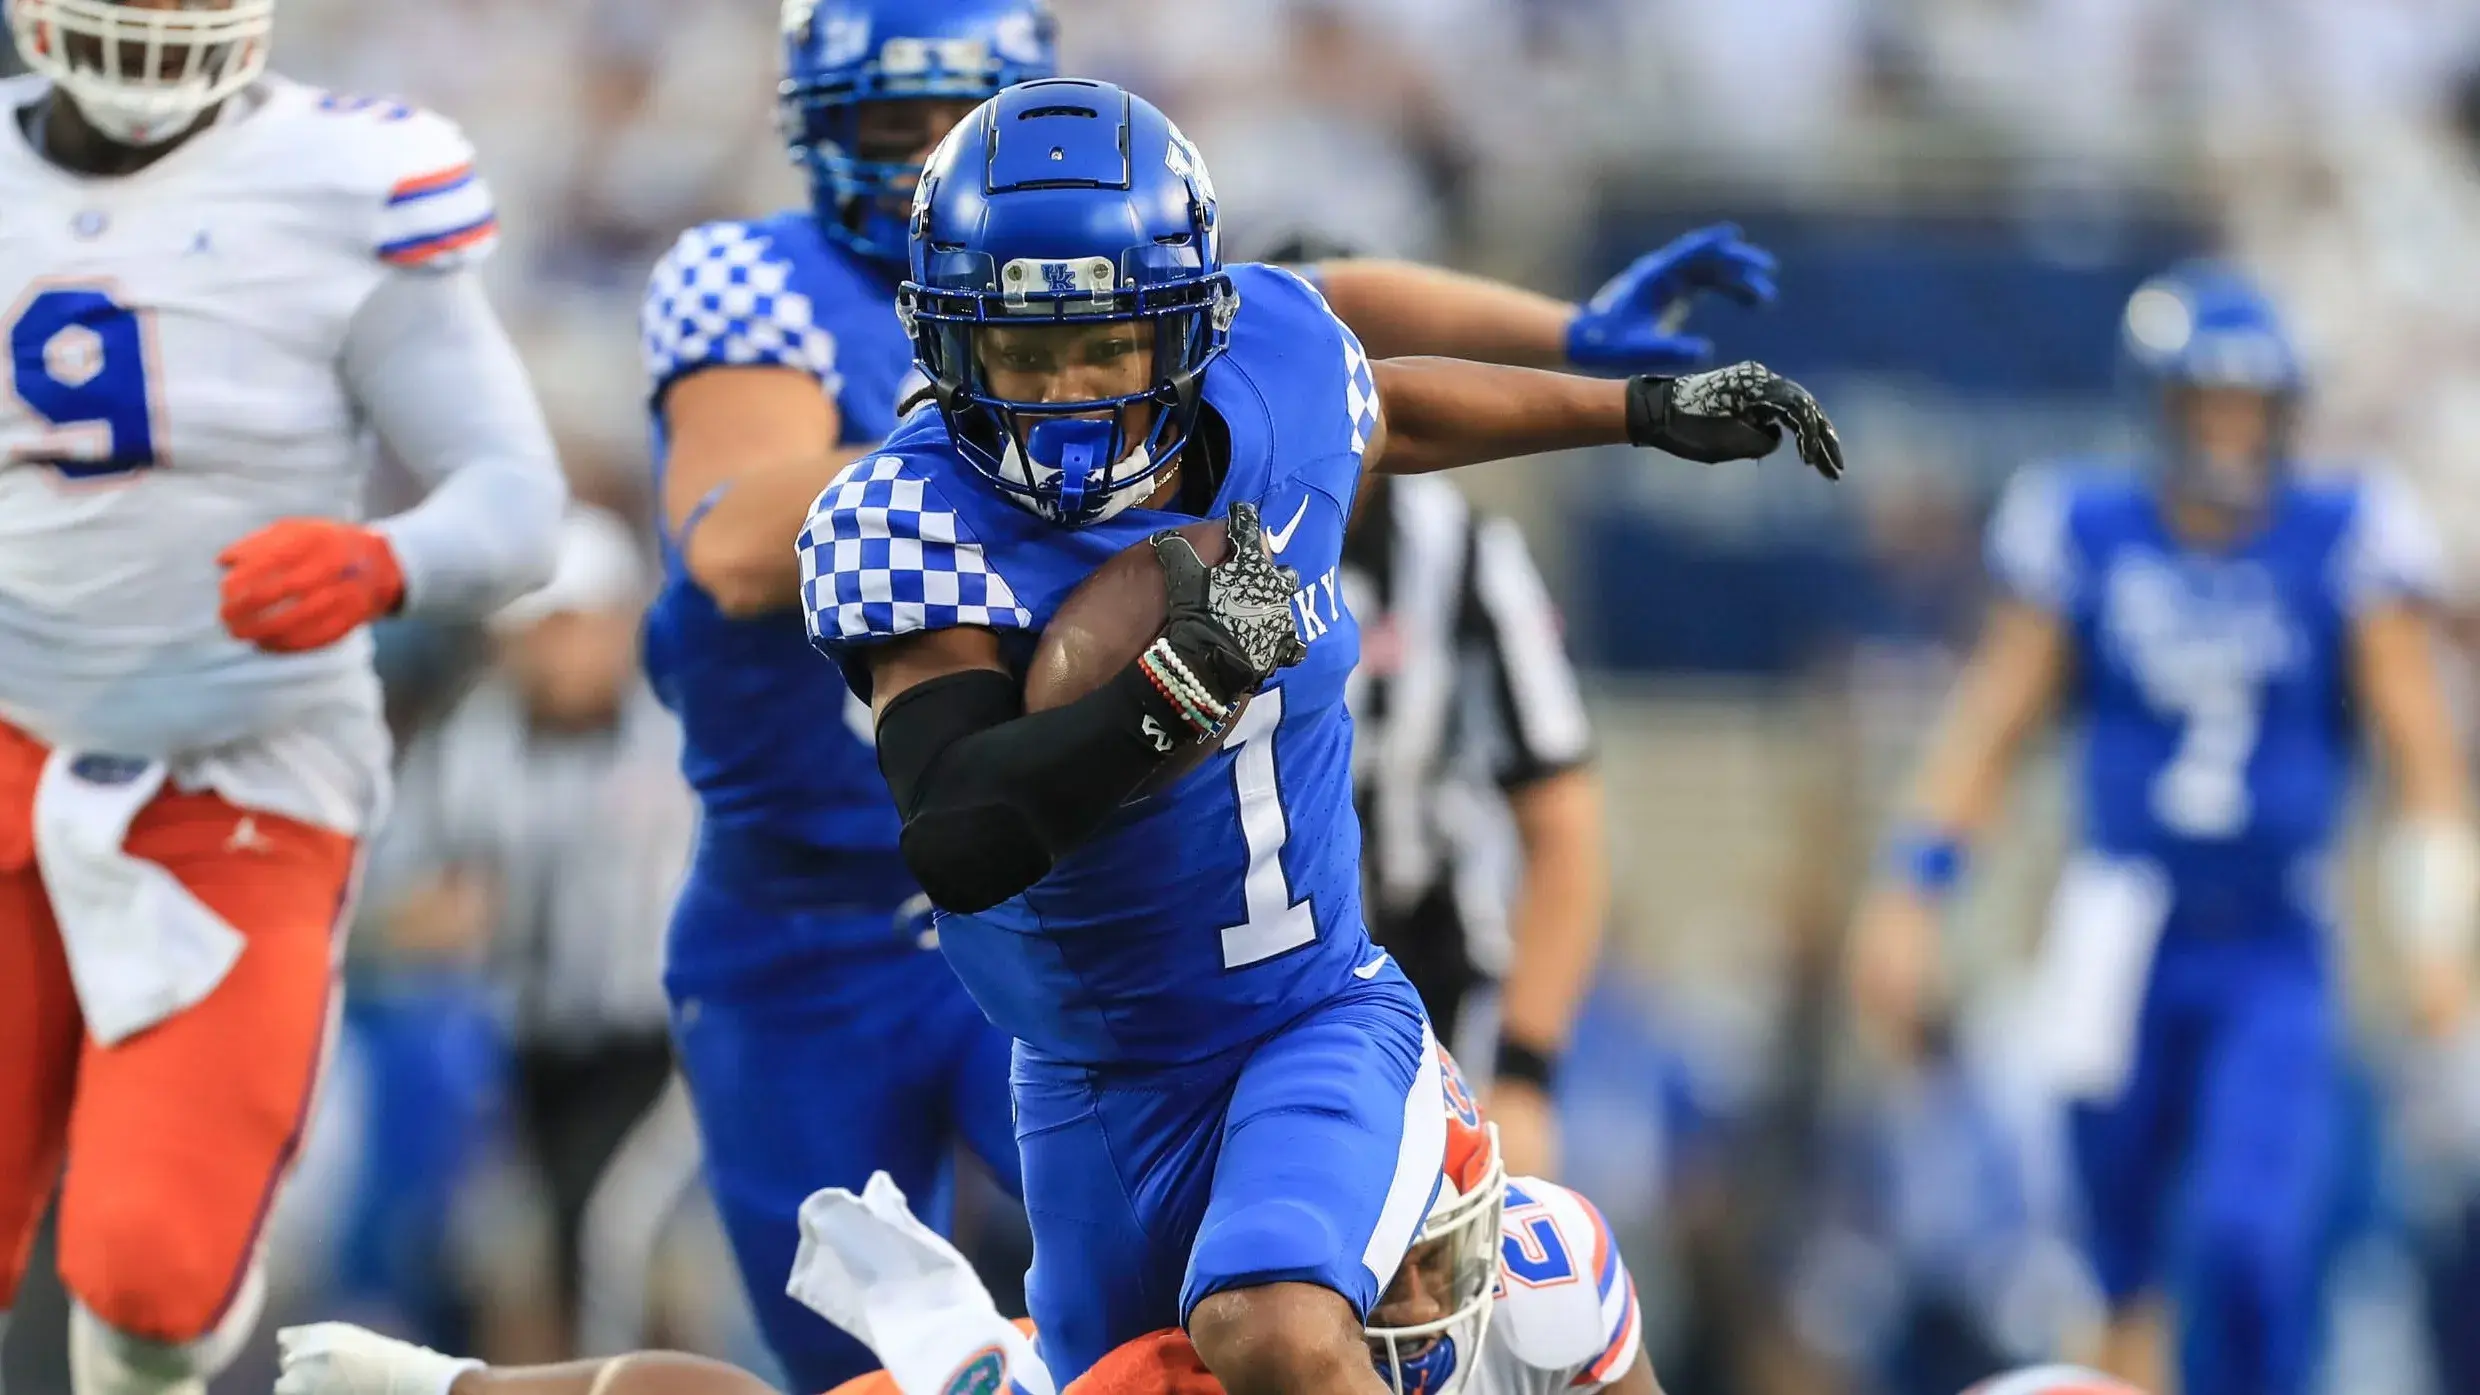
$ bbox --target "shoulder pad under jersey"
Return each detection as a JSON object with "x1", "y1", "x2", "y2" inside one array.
[{"x1": 1490, "y1": 1177, "x2": 1642, "y2": 1391}]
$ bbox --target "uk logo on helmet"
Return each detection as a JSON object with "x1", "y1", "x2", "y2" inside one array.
[{"x1": 1163, "y1": 125, "x2": 1215, "y2": 204}]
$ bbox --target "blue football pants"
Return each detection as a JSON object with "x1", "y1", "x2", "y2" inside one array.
[
  {"x1": 2069, "y1": 924, "x2": 2335, "y2": 1395},
  {"x1": 668, "y1": 876, "x2": 1019, "y2": 1391}
]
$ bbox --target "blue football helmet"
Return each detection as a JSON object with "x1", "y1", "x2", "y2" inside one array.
[
  {"x1": 780, "y1": 0, "x2": 1058, "y2": 267},
  {"x1": 2119, "y1": 259, "x2": 2302, "y2": 509},
  {"x1": 901, "y1": 79, "x2": 1237, "y2": 526}
]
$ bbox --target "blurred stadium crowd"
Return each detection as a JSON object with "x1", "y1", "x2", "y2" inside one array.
[{"x1": 11, "y1": 2, "x2": 2480, "y2": 1393}]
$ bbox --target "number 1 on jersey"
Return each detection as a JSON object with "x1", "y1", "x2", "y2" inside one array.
[
  {"x1": 1219, "y1": 689, "x2": 1317, "y2": 968},
  {"x1": 7, "y1": 286, "x2": 162, "y2": 478}
]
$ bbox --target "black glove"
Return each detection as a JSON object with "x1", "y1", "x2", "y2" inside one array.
[
  {"x1": 1626, "y1": 362, "x2": 1844, "y2": 480},
  {"x1": 1143, "y1": 503, "x2": 1308, "y2": 738}
]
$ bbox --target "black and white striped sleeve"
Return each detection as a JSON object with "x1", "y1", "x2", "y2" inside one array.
[{"x1": 1462, "y1": 515, "x2": 1594, "y2": 788}]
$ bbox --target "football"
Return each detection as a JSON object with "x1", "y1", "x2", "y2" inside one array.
[{"x1": 1023, "y1": 519, "x2": 1248, "y2": 796}]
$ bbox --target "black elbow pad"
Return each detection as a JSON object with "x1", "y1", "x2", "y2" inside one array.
[
  {"x1": 874, "y1": 664, "x2": 1175, "y2": 911},
  {"x1": 899, "y1": 805, "x2": 1054, "y2": 914},
  {"x1": 877, "y1": 669, "x2": 1022, "y2": 816},
  {"x1": 878, "y1": 670, "x2": 1054, "y2": 911}
]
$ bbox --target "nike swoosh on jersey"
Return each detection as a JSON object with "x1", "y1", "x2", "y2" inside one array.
[
  {"x1": 1265, "y1": 497, "x2": 1311, "y2": 555},
  {"x1": 1352, "y1": 953, "x2": 1391, "y2": 980}
]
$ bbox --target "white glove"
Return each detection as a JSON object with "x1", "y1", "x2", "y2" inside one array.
[
  {"x1": 787, "y1": 1171, "x2": 1055, "y2": 1395},
  {"x1": 276, "y1": 1324, "x2": 485, "y2": 1395}
]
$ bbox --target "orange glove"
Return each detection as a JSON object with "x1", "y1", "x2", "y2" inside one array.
[
  {"x1": 218, "y1": 518, "x2": 406, "y2": 653},
  {"x1": 1064, "y1": 1330, "x2": 1225, "y2": 1395}
]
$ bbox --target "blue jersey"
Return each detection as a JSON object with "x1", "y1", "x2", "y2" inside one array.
[
  {"x1": 639, "y1": 212, "x2": 923, "y2": 865},
  {"x1": 803, "y1": 264, "x2": 1382, "y2": 1064},
  {"x1": 1986, "y1": 462, "x2": 2442, "y2": 892}
]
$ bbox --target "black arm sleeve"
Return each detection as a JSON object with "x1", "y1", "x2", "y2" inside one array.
[{"x1": 875, "y1": 664, "x2": 1183, "y2": 913}]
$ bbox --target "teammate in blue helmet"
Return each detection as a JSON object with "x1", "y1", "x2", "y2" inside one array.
[
  {"x1": 781, "y1": 0, "x2": 1058, "y2": 265},
  {"x1": 1851, "y1": 260, "x2": 2478, "y2": 1395},
  {"x1": 2119, "y1": 259, "x2": 2304, "y2": 515},
  {"x1": 645, "y1": 3, "x2": 1786, "y2": 1387},
  {"x1": 804, "y1": 78, "x2": 1838, "y2": 1393}
]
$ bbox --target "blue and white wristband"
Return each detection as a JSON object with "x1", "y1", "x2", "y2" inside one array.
[{"x1": 1884, "y1": 826, "x2": 1967, "y2": 900}]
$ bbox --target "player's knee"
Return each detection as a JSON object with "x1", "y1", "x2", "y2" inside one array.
[
  {"x1": 69, "y1": 1269, "x2": 261, "y2": 1395},
  {"x1": 63, "y1": 1204, "x2": 248, "y2": 1344},
  {"x1": 71, "y1": 1307, "x2": 202, "y2": 1395},
  {"x1": 1192, "y1": 1198, "x2": 1346, "y2": 1291},
  {"x1": 1188, "y1": 1283, "x2": 1366, "y2": 1395},
  {"x1": 899, "y1": 807, "x2": 1050, "y2": 915}
]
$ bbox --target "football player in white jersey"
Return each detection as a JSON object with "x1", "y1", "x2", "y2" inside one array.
[
  {"x1": 272, "y1": 1050, "x2": 1661, "y2": 1395},
  {"x1": 0, "y1": 5, "x2": 564, "y2": 1395}
]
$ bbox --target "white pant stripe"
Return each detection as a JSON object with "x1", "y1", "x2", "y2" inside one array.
[{"x1": 1360, "y1": 1021, "x2": 1446, "y2": 1287}]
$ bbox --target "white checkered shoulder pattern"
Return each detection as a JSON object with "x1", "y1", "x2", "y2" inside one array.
[
  {"x1": 800, "y1": 455, "x2": 1035, "y2": 648},
  {"x1": 642, "y1": 222, "x2": 842, "y2": 393},
  {"x1": 1268, "y1": 264, "x2": 1381, "y2": 457},
  {"x1": 1343, "y1": 331, "x2": 1380, "y2": 456}
]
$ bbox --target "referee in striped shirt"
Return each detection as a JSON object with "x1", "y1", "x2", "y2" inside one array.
[{"x1": 1340, "y1": 471, "x2": 1609, "y2": 1179}]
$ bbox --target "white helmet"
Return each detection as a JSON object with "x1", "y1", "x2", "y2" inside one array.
[
  {"x1": 1368, "y1": 1046, "x2": 1507, "y2": 1395},
  {"x1": 9, "y1": 0, "x2": 274, "y2": 146}
]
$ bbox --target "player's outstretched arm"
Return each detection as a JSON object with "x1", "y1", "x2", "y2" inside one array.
[
  {"x1": 1313, "y1": 261, "x2": 1575, "y2": 366},
  {"x1": 1847, "y1": 598, "x2": 2066, "y2": 1058},
  {"x1": 275, "y1": 1326, "x2": 779, "y2": 1395},
  {"x1": 2354, "y1": 600, "x2": 2480, "y2": 1035},
  {"x1": 1309, "y1": 224, "x2": 1777, "y2": 374},
  {"x1": 1366, "y1": 358, "x2": 1842, "y2": 480}
]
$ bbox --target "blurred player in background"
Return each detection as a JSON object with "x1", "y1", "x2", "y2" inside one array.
[
  {"x1": 643, "y1": 0, "x2": 1785, "y2": 1384},
  {"x1": 0, "y1": 2, "x2": 565, "y2": 1394},
  {"x1": 1850, "y1": 260, "x2": 2478, "y2": 1395},
  {"x1": 275, "y1": 1048, "x2": 1665, "y2": 1395},
  {"x1": 805, "y1": 75, "x2": 1837, "y2": 1392}
]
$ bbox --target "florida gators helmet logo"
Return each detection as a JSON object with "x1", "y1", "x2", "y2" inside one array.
[
  {"x1": 1438, "y1": 1045, "x2": 1482, "y2": 1129},
  {"x1": 942, "y1": 1346, "x2": 1007, "y2": 1395}
]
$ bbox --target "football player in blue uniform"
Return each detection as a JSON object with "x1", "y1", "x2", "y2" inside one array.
[
  {"x1": 1849, "y1": 261, "x2": 2479, "y2": 1395},
  {"x1": 802, "y1": 78, "x2": 1840, "y2": 1393},
  {"x1": 642, "y1": 1, "x2": 1785, "y2": 1387}
]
